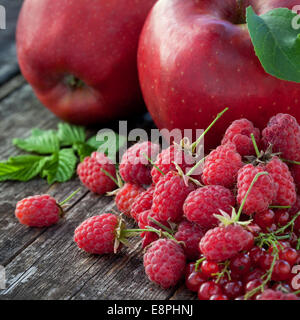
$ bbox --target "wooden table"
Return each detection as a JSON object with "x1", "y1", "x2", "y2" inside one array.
[{"x1": 0, "y1": 1, "x2": 195, "y2": 300}]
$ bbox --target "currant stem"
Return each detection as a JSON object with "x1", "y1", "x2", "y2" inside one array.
[
  {"x1": 122, "y1": 227, "x2": 177, "y2": 242},
  {"x1": 191, "y1": 107, "x2": 228, "y2": 153},
  {"x1": 274, "y1": 211, "x2": 300, "y2": 235},
  {"x1": 244, "y1": 238, "x2": 279, "y2": 300},
  {"x1": 236, "y1": 172, "x2": 268, "y2": 220},
  {"x1": 195, "y1": 257, "x2": 206, "y2": 271},
  {"x1": 101, "y1": 168, "x2": 119, "y2": 186},
  {"x1": 280, "y1": 158, "x2": 300, "y2": 165},
  {"x1": 148, "y1": 217, "x2": 175, "y2": 234},
  {"x1": 214, "y1": 260, "x2": 231, "y2": 283},
  {"x1": 59, "y1": 188, "x2": 81, "y2": 206},
  {"x1": 186, "y1": 156, "x2": 206, "y2": 176},
  {"x1": 250, "y1": 133, "x2": 260, "y2": 158},
  {"x1": 142, "y1": 152, "x2": 165, "y2": 176},
  {"x1": 269, "y1": 205, "x2": 291, "y2": 209}
]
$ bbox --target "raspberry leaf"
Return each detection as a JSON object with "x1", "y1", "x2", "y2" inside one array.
[
  {"x1": 0, "y1": 155, "x2": 50, "y2": 182},
  {"x1": 13, "y1": 130, "x2": 60, "y2": 154},
  {"x1": 57, "y1": 123, "x2": 86, "y2": 146},
  {"x1": 41, "y1": 148, "x2": 77, "y2": 184},
  {"x1": 73, "y1": 142, "x2": 95, "y2": 162},
  {"x1": 247, "y1": 6, "x2": 300, "y2": 83}
]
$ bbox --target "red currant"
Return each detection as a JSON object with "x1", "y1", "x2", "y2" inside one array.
[
  {"x1": 254, "y1": 209, "x2": 275, "y2": 229},
  {"x1": 186, "y1": 271, "x2": 207, "y2": 292},
  {"x1": 279, "y1": 247, "x2": 298, "y2": 266},
  {"x1": 243, "y1": 268, "x2": 265, "y2": 284},
  {"x1": 201, "y1": 260, "x2": 220, "y2": 277},
  {"x1": 223, "y1": 280, "x2": 243, "y2": 299},
  {"x1": 230, "y1": 253, "x2": 251, "y2": 276},
  {"x1": 198, "y1": 281, "x2": 223, "y2": 300},
  {"x1": 272, "y1": 260, "x2": 291, "y2": 281},
  {"x1": 275, "y1": 210, "x2": 290, "y2": 227},
  {"x1": 210, "y1": 294, "x2": 228, "y2": 300},
  {"x1": 249, "y1": 247, "x2": 265, "y2": 266}
]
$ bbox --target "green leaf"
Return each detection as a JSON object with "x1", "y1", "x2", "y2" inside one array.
[
  {"x1": 246, "y1": 6, "x2": 300, "y2": 83},
  {"x1": 57, "y1": 123, "x2": 86, "y2": 146},
  {"x1": 87, "y1": 131, "x2": 126, "y2": 160},
  {"x1": 13, "y1": 130, "x2": 60, "y2": 154},
  {"x1": 73, "y1": 142, "x2": 95, "y2": 162},
  {"x1": 0, "y1": 155, "x2": 50, "y2": 182},
  {"x1": 42, "y1": 148, "x2": 77, "y2": 184}
]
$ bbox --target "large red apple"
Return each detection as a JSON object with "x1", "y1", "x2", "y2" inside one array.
[
  {"x1": 138, "y1": 0, "x2": 300, "y2": 150},
  {"x1": 17, "y1": 0, "x2": 156, "y2": 125}
]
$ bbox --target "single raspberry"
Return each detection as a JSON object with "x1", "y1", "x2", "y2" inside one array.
[
  {"x1": 74, "y1": 214, "x2": 119, "y2": 254},
  {"x1": 77, "y1": 152, "x2": 117, "y2": 194},
  {"x1": 130, "y1": 186, "x2": 154, "y2": 221},
  {"x1": 262, "y1": 113, "x2": 300, "y2": 162},
  {"x1": 202, "y1": 143, "x2": 243, "y2": 188},
  {"x1": 221, "y1": 119, "x2": 260, "y2": 156},
  {"x1": 151, "y1": 145, "x2": 200, "y2": 184},
  {"x1": 199, "y1": 224, "x2": 254, "y2": 262},
  {"x1": 119, "y1": 141, "x2": 160, "y2": 185},
  {"x1": 265, "y1": 157, "x2": 296, "y2": 207},
  {"x1": 15, "y1": 194, "x2": 62, "y2": 227},
  {"x1": 237, "y1": 164, "x2": 276, "y2": 215},
  {"x1": 152, "y1": 171, "x2": 196, "y2": 222},
  {"x1": 183, "y1": 185, "x2": 235, "y2": 228},
  {"x1": 257, "y1": 289, "x2": 299, "y2": 300},
  {"x1": 290, "y1": 164, "x2": 300, "y2": 191},
  {"x1": 115, "y1": 183, "x2": 145, "y2": 216},
  {"x1": 174, "y1": 220, "x2": 205, "y2": 260},
  {"x1": 143, "y1": 239, "x2": 186, "y2": 288}
]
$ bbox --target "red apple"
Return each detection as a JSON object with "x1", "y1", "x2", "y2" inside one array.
[
  {"x1": 138, "y1": 0, "x2": 300, "y2": 150},
  {"x1": 17, "y1": 0, "x2": 156, "y2": 125}
]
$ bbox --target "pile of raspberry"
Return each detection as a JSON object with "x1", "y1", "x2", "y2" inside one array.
[
  {"x1": 74, "y1": 113, "x2": 300, "y2": 300},
  {"x1": 16, "y1": 113, "x2": 300, "y2": 300}
]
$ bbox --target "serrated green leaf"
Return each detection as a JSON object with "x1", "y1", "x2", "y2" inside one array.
[
  {"x1": 13, "y1": 130, "x2": 60, "y2": 154},
  {"x1": 87, "y1": 131, "x2": 126, "y2": 160},
  {"x1": 57, "y1": 123, "x2": 86, "y2": 146},
  {"x1": 42, "y1": 148, "x2": 77, "y2": 184},
  {"x1": 73, "y1": 142, "x2": 95, "y2": 162},
  {"x1": 0, "y1": 155, "x2": 50, "y2": 182},
  {"x1": 247, "y1": 6, "x2": 300, "y2": 82}
]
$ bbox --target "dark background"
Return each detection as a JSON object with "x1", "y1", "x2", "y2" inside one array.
[{"x1": 0, "y1": 0, "x2": 23, "y2": 85}]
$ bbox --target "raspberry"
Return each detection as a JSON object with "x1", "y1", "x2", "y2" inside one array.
[
  {"x1": 143, "y1": 239, "x2": 186, "y2": 288},
  {"x1": 152, "y1": 171, "x2": 196, "y2": 222},
  {"x1": 119, "y1": 141, "x2": 159, "y2": 185},
  {"x1": 174, "y1": 220, "x2": 205, "y2": 260},
  {"x1": 115, "y1": 183, "x2": 145, "y2": 216},
  {"x1": 237, "y1": 164, "x2": 276, "y2": 215},
  {"x1": 130, "y1": 186, "x2": 154, "y2": 221},
  {"x1": 202, "y1": 143, "x2": 243, "y2": 188},
  {"x1": 257, "y1": 289, "x2": 299, "y2": 300},
  {"x1": 199, "y1": 225, "x2": 254, "y2": 262},
  {"x1": 15, "y1": 194, "x2": 62, "y2": 227},
  {"x1": 183, "y1": 185, "x2": 235, "y2": 228},
  {"x1": 74, "y1": 214, "x2": 119, "y2": 254},
  {"x1": 221, "y1": 119, "x2": 260, "y2": 156},
  {"x1": 290, "y1": 164, "x2": 300, "y2": 191},
  {"x1": 262, "y1": 113, "x2": 300, "y2": 162},
  {"x1": 151, "y1": 145, "x2": 199, "y2": 184},
  {"x1": 77, "y1": 152, "x2": 117, "y2": 194},
  {"x1": 265, "y1": 157, "x2": 296, "y2": 207}
]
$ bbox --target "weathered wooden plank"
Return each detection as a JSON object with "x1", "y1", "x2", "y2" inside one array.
[
  {"x1": 0, "y1": 0, "x2": 23, "y2": 84},
  {"x1": 0, "y1": 191, "x2": 176, "y2": 300},
  {"x1": 0, "y1": 74, "x2": 25, "y2": 101}
]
